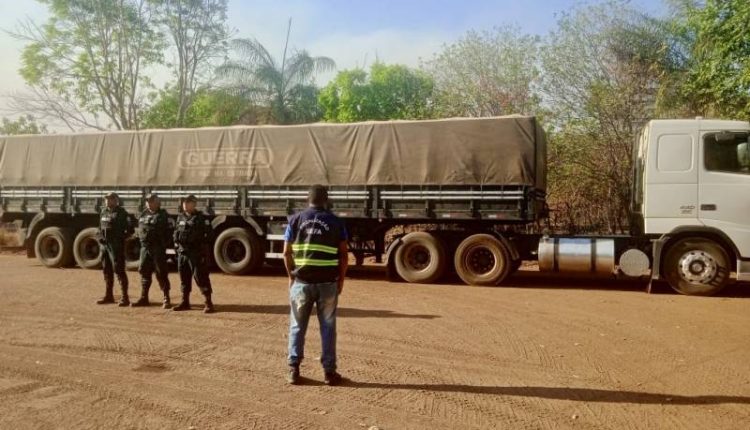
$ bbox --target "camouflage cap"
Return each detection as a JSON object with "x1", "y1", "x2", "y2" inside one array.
[
  {"x1": 184, "y1": 194, "x2": 198, "y2": 203},
  {"x1": 104, "y1": 192, "x2": 119, "y2": 199}
]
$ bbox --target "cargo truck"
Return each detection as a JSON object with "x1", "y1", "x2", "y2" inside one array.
[{"x1": 1, "y1": 116, "x2": 748, "y2": 296}]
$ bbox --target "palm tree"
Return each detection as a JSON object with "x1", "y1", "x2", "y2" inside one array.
[{"x1": 216, "y1": 19, "x2": 335, "y2": 124}]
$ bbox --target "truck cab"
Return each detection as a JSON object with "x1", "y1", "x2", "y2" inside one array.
[{"x1": 634, "y1": 118, "x2": 750, "y2": 294}]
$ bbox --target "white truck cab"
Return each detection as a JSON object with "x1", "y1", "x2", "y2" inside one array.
[{"x1": 634, "y1": 118, "x2": 750, "y2": 294}]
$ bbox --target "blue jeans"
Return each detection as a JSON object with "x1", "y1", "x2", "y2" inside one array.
[{"x1": 288, "y1": 280, "x2": 338, "y2": 372}]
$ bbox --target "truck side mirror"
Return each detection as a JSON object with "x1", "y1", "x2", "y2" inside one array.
[{"x1": 738, "y1": 141, "x2": 750, "y2": 168}]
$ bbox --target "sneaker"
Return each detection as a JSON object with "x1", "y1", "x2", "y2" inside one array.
[
  {"x1": 324, "y1": 371, "x2": 342, "y2": 386},
  {"x1": 286, "y1": 366, "x2": 300, "y2": 385},
  {"x1": 117, "y1": 298, "x2": 130, "y2": 307},
  {"x1": 162, "y1": 297, "x2": 172, "y2": 309},
  {"x1": 203, "y1": 303, "x2": 215, "y2": 314}
]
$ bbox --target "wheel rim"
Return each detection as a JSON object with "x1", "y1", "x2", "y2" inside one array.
[
  {"x1": 222, "y1": 238, "x2": 248, "y2": 264},
  {"x1": 464, "y1": 245, "x2": 497, "y2": 276},
  {"x1": 40, "y1": 236, "x2": 61, "y2": 260},
  {"x1": 403, "y1": 244, "x2": 431, "y2": 271},
  {"x1": 79, "y1": 237, "x2": 100, "y2": 260},
  {"x1": 678, "y1": 250, "x2": 718, "y2": 284}
]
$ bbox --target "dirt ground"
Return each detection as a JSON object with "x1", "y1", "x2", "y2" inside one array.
[{"x1": 0, "y1": 254, "x2": 748, "y2": 430}]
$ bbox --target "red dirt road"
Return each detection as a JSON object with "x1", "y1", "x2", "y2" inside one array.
[{"x1": 0, "y1": 254, "x2": 749, "y2": 429}]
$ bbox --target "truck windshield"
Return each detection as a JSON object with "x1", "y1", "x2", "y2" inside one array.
[{"x1": 704, "y1": 133, "x2": 750, "y2": 175}]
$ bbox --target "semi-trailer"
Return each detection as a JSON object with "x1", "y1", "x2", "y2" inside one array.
[{"x1": 1, "y1": 116, "x2": 748, "y2": 295}]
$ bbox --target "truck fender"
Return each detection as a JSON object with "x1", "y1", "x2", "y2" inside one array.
[
  {"x1": 489, "y1": 232, "x2": 521, "y2": 262},
  {"x1": 210, "y1": 215, "x2": 264, "y2": 237},
  {"x1": 384, "y1": 235, "x2": 405, "y2": 281},
  {"x1": 242, "y1": 216, "x2": 265, "y2": 237},
  {"x1": 24, "y1": 212, "x2": 47, "y2": 256},
  {"x1": 384, "y1": 236, "x2": 404, "y2": 265},
  {"x1": 651, "y1": 226, "x2": 741, "y2": 280},
  {"x1": 210, "y1": 215, "x2": 227, "y2": 231}
]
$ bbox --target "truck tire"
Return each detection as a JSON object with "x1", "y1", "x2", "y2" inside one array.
[
  {"x1": 214, "y1": 227, "x2": 263, "y2": 275},
  {"x1": 663, "y1": 237, "x2": 730, "y2": 296},
  {"x1": 454, "y1": 234, "x2": 512, "y2": 286},
  {"x1": 34, "y1": 227, "x2": 74, "y2": 268},
  {"x1": 394, "y1": 232, "x2": 446, "y2": 284},
  {"x1": 73, "y1": 227, "x2": 102, "y2": 269},
  {"x1": 124, "y1": 237, "x2": 141, "y2": 271}
]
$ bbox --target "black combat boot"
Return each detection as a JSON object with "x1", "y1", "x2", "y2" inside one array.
[
  {"x1": 203, "y1": 294, "x2": 215, "y2": 314},
  {"x1": 96, "y1": 286, "x2": 115, "y2": 304},
  {"x1": 118, "y1": 286, "x2": 130, "y2": 307},
  {"x1": 96, "y1": 295, "x2": 115, "y2": 305},
  {"x1": 172, "y1": 295, "x2": 190, "y2": 311},
  {"x1": 131, "y1": 286, "x2": 150, "y2": 307}
]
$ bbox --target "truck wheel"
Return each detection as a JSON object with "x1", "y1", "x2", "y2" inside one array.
[
  {"x1": 34, "y1": 227, "x2": 74, "y2": 268},
  {"x1": 124, "y1": 237, "x2": 141, "y2": 271},
  {"x1": 454, "y1": 234, "x2": 512, "y2": 286},
  {"x1": 214, "y1": 227, "x2": 263, "y2": 275},
  {"x1": 394, "y1": 232, "x2": 446, "y2": 284},
  {"x1": 663, "y1": 237, "x2": 730, "y2": 296},
  {"x1": 73, "y1": 227, "x2": 102, "y2": 269}
]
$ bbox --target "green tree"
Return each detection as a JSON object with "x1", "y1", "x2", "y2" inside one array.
[
  {"x1": 216, "y1": 20, "x2": 335, "y2": 124},
  {"x1": 540, "y1": 1, "x2": 679, "y2": 233},
  {"x1": 142, "y1": 86, "x2": 246, "y2": 128},
  {"x1": 0, "y1": 115, "x2": 48, "y2": 135},
  {"x1": 151, "y1": 0, "x2": 230, "y2": 127},
  {"x1": 423, "y1": 26, "x2": 540, "y2": 117},
  {"x1": 677, "y1": 0, "x2": 750, "y2": 119},
  {"x1": 319, "y1": 62, "x2": 434, "y2": 122},
  {"x1": 14, "y1": 0, "x2": 164, "y2": 130}
]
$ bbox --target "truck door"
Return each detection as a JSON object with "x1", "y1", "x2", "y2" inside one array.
[
  {"x1": 698, "y1": 132, "x2": 750, "y2": 258},
  {"x1": 644, "y1": 123, "x2": 699, "y2": 234}
]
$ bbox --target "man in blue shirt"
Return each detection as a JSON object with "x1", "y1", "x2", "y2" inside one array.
[{"x1": 283, "y1": 185, "x2": 348, "y2": 385}]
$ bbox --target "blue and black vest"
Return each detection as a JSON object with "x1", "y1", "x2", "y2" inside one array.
[{"x1": 286, "y1": 207, "x2": 347, "y2": 283}]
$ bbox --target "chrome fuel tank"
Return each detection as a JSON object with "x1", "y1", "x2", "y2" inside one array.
[{"x1": 538, "y1": 237, "x2": 615, "y2": 275}]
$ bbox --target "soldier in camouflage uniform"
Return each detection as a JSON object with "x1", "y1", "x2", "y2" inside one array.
[
  {"x1": 131, "y1": 193, "x2": 172, "y2": 309},
  {"x1": 173, "y1": 194, "x2": 215, "y2": 313},
  {"x1": 96, "y1": 192, "x2": 133, "y2": 306}
]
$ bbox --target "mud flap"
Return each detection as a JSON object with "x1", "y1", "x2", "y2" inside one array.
[
  {"x1": 650, "y1": 237, "x2": 667, "y2": 282},
  {"x1": 647, "y1": 237, "x2": 668, "y2": 294},
  {"x1": 738, "y1": 259, "x2": 750, "y2": 282}
]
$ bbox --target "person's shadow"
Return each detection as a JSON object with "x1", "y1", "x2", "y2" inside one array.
[
  {"x1": 296, "y1": 378, "x2": 750, "y2": 405},
  {"x1": 217, "y1": 304, "x2": 439, "y2": 319}
]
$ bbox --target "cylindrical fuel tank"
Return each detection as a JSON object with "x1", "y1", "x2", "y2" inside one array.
[{"x1": 538, "y1": 237, "x2": 615, "y2": 275}]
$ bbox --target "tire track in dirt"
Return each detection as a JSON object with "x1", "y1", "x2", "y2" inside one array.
[{"x1": 1, "y1": 255, "x2": 749, "y2": 429}]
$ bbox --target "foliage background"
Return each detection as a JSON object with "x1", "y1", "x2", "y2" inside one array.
[{"x1": 4, "y1": 0, "x2": 749, "y2": 234}]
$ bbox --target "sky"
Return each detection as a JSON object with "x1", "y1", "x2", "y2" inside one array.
[{"x1": 0, "y1": 0, "x2": 667, "y2": 122}]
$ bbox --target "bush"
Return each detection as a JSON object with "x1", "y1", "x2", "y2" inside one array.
[{"x1": 0, "y1": 227, "x2": 20, "y2": 247}]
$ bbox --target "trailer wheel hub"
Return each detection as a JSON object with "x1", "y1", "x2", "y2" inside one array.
[
  {"x1": 467, "y1": 247, "x2": 496, "y2": 275},
  {"x1": 223, "y1": 239, "x2": 248, "y2": 264},
  {"x1": 81, "y1": 237, "x2": 100, "y2": 259},
  {"x1": 40, "y1": 236, "x2": 61, "y2": 259},
  {"x1": 678, "y1": 250, "x2": 718, "y2": 284},
  {"x1": 404, "y1": 244, "x2": 431, "y2": 271}
]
